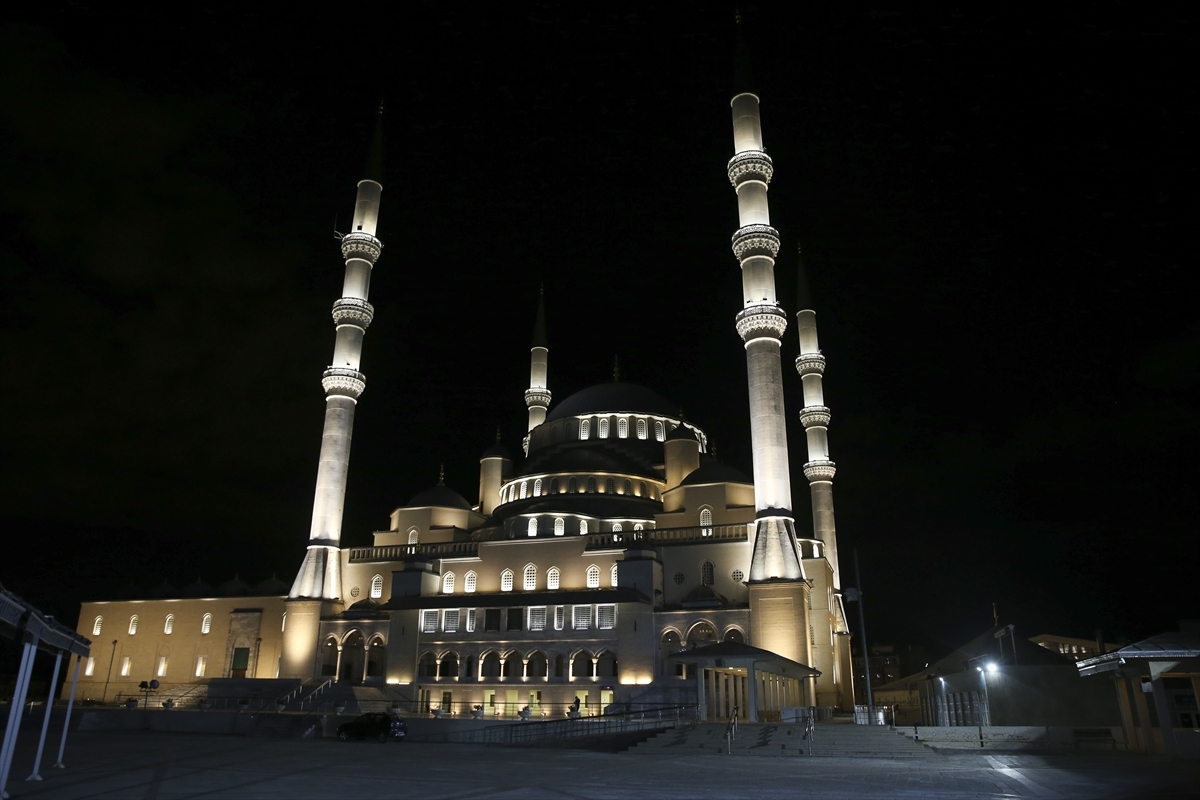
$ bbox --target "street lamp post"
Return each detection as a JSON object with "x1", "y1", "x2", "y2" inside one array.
[{"x1": 100, "y1": 640, "x2": 117, "y2": 704}]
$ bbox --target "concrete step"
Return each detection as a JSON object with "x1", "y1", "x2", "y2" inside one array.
[{"x1": 627, "y1": 723, "x2": 938, "y2": 758}]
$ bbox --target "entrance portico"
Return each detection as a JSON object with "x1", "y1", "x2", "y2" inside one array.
[{"x1": 671, "y1": 641, "x2": 820, "y2": 722}]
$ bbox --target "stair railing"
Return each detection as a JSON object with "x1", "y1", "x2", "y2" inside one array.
[
  {"x1": 299, "y1": 678, "x2": 333, "y2": 710},
  {"x1": 725, "y1": 705, "x2": 739, "y2": 754}
]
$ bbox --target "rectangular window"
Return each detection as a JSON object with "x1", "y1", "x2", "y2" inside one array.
[
  {"x1": 573, "y1": 605, "x2": 591, "y2": 631},
  {"x1": 554, "y1": 606, "x2": 565, "y2": 631},
  {"x1": 421, "y1": 609, "x2": 438, "y2": 633},
  {"x1": 119, "y1": 656, "x2": 131, "y2": 677},
  {"x1": 466, "y1": 608, "x2": 476, "y2": 633},
  {"x1": 444, "y1": 609, "x2": 460, "y2": 633},
  {"x1": 195, "y1": 656, "x2": 206, "y2": 677},
  {"x1": 506, "y1": 608, "x2": 523, "y2": 631},
  {"x1": 485, "y1": 608, "x2": 501, "y2": 632},
  {"x1": 84, "y1": 657, "x2": 95, "y2": 677},
  {"x1": 157, "y1": 656, "x2": 168, "y2": 677},
  {"x1": 529, "y1": 606, "x2": 546, "y2": 632},
  {"x1": 597, "y1": 604, "x2": 616, "y2": 630}
]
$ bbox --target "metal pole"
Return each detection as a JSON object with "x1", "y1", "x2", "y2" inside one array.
[
  {"x1": 101, "y1": 640, "x2": 117, "y2": 704},
  {"x1": 52, "y1": 655, "x2": 82, "y2": 769},
  {"x1": 853, "y1": 549, "x2": 875, "y2": 723},
  {"x1": 26, "y1": 649, "x2": 62, "y2": 780},
  {"x1": 0, "y1": 640, "x2": 38, "y2": 800}
]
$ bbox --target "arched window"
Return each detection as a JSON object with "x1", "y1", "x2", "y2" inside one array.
[
  {"x1": 586, "y1": 565, "x2": 600, "y2": 588},
  {"x1": 442, "y1": 572, "x2": 455, "y2": 594},
  {"x1": 550, "y1": 478, "x2": 559, "y2": 494},
  {"x1": 700, "y1": 507, "x2": 713, "y2": 535},
  {"x1": 527, "y1": 518, "x2": 538, "y2": 537},
  {"x1": 580, "y1": 419, "x2": 591, "y2": 439},
  {"x1": 92, "y1": 616, "x2": 103, "y2": 636},
  {"x1": 618, "y1": 418, "x2": 628, "y2": 438},
  {"x1": 408, "y1": 528, "x2": 420, "y2": 545},
  {"x1": 547, "y1": 567, "x2": 560, "y2": 590},
  {"x1": 201, "y1": 613, "x2": 212, "y2": 634},
  {"x1": 623, "y1": 479, "x2": 632, "y2": 496},
  {"x1": 637, "y1": 418, "x2": 647, "y2": 439},
  {"x1": 501, "y1": 570, "x2": 514, "y2": 592},
  {"x1": 586, "y1": 477, "x2": 596, "y2": 494},
  {"x1": 464, "y1": 571, "x2": 477, "y2": 593},
  {"x1": 655, "y1": 421, "x2": 665, "y2": 441},
  {"x1": 568, "y1": 477, "x2": 578, "y2": 493},
  {"x1": 605, "y1": 478, "x2": 615, "y2": 494},
  {"x1": 128, "y1": 615, "x2": 139, "y2": 635},
  {"x1": 611, "y1": 564, "x2": 619, "y2": 587},
  {"x1": 371, "y1": 574, "x2": 384, "y2": 598},
  {"x1": 598, "y1": 418, "x2": 609, "y2": 438},
  {"x1": 579, "y1": 519, "x2": 588, "y2": 535},
  {"x1": 634, "y1": 523, "x2": 644, "y2": 531},
  {"x1": 533, "y1": 478, "x2": 542, "y2": 497},
  {"x1": 638, "y1": 481, "x2": 647, "y2": 497},
  {"x1": 164, "y1": 614, "x2": 174, "y2": 635},
  {"x1": 282, "y1": 612, "x2": 287, "y2": 632},
  {"x1": 701, "y1": 561, "x2": 715, "y2": 586},
  {"x1": 519, "y1": 481, "x2": 528, "y2": 499},
  {"x1": 524, "y1": 564, "x2": 537, "y2": 591},
  {"x1": 612, "y1": 523, "x2": 623, "y2": 532},
  {"x1": 554, "y1": 518, "x2": 564, "y2": 536}
]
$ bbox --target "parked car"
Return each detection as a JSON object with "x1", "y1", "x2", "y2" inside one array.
[{"x1": 336, "y1": 713, "x2": 408, "y2": 743}]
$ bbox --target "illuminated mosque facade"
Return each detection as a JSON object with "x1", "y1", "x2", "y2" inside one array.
[{"x1": 71, "y1": 40, "x2": 856, "y2": 721}]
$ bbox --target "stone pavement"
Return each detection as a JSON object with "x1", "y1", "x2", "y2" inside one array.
[{"x1": 3, "y1": 730, "x2": 1196, "y2": 799}]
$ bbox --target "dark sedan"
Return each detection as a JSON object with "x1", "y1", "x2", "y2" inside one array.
[{"x1": 336, "y1": 713, "x2": 408, "y2": 743}]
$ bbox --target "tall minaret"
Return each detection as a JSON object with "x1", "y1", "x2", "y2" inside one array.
[
  {"x1": 795, "y1": 250, "x2": 842, "y2": 589},
  {"x1": 289, "y1": 109, "x2": 384, "y2": 601},
  {"x1": 728, "y1": 23, "x2": 804, "y2": 585},
  {"x1": 524, "y1": 286, "x2": 551, "y2": 434}
]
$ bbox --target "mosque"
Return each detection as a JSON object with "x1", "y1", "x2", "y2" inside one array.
[{"x1": 70, "y1": 37, "x2": 856, "y2": 722}]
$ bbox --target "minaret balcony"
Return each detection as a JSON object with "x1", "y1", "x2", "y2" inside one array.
[
  {"x1": 731, "y1": 224, "x2": 780, "y2": 261},
  {"x1": 803, "y1": 460, "x2": 837, "y2": 483},
  {"x1": 727, "y1": 150, "x2": 774, "y2": 187},
  {"x1": 735, "y1": 304, "x2": 788, "y2": 343},
  {"x1": 332, "y1": 298, "x2": 375, "y2": 329},
  {"x1": 524, "y1": 388, "x2": 552, "y2": 408},
  {"x1": 340, "y1": 232, "x2": 382, "y2": 264},
  {"x1": 799, "y1": 406, "x2": 831, "y2": 429},
  {"x1": 321, "y1": 367, "x2": 366, "y2": 399},
  {"x1": 795, "y1": 353, "x2": 826, "y2": 376}
]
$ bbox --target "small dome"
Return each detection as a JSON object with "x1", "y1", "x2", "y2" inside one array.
[
  {"x1": 545, "y1": 382, "x2": 678, "y2": 422},
  {"x1": 667, "y1": 424, "x2": 698, "y2": 442},
  {"x1": 148, "y1": 580, "x2": 178, "y2": 599},
  {"x1": 181, "y1": 579, "x2": 214, "y2": 598},
  {"x1": 254, "y1": 576, "x2": 289, "y2": 595},
  {"x1": 679, "y1": 460, "x2": 752, "y2": 487},
  {"x1": 406, "y1": 483, "x2": 472, "y2": 511},
  {"x1": 217, "y1": 577, "x2": 252, "y2": 597}
]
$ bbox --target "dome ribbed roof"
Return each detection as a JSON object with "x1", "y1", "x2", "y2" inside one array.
[
  {"x1": 667, "y1": 423, "x2": 698, "y2": 441},
  {"x1": 545, "y1": 382, "x2": 677, "y2": 422},
  {"x1": 679, "y1": 460, "x2": 752, "y2": 487},
  {"x1": 254, "y1": 576, "x2": 290, "y2": 595},
  {"x1": 406, "y1": 484, "x2": 472, "y2": 511}
]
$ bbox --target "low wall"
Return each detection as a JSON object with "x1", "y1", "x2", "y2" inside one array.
[{"x1": 905, "y1": 725, "x2": 1126, "y2": 750}]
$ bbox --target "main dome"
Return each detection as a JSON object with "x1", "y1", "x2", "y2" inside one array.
[{"x1": 545, "y1": 382, "x2": 678, "y2": 422}]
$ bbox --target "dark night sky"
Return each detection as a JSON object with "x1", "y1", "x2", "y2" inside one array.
[{"x1": 1, "y1": 5, "x2": 1195, "y2": 660}]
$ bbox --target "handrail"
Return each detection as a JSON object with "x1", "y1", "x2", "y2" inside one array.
[
  {"x1": 725, "y1": 705, "x2": 739, "y2": 754},
  {"x1": 299, "y1": 678, "x2": 333, "y2": 709}
]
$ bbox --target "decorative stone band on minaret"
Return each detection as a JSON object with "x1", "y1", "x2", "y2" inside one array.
[
  {"x1": 289, "y1": 112, "x2": 385, "y2": 602},
  {"x1": 728, "y1": 84, "x2": 805, "y2": 584},
  {"x1": 795, "y1": 251, "x2": 842, "y2": 589}
]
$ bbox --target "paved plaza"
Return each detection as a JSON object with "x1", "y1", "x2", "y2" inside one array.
[{"x1": 3, "y1": 730, "x2": 1196, "y2": 799}]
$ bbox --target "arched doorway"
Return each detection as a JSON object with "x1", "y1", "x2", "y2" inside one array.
[
  {"x1": 320, "y1": 637, "x2": 338, "y2": 677},
  {"x1": 418, "y1": 652, "x2": 438, "y2": 679},
  {"x1": 441, "y1": 652, "x2": 459, "y2": 679},
  {"x1": 480, "y1": 651, "x2": 501, "y2": 679},
  {"x1": 527, "y1": 651, "x2": 547, "y2": 679},
  {"x1": 571, "y1": 652, "x2": 593, "y2": 680},
  {"x1": 341, "y1": 631, "x2": 364, "y2": 683},
  {"x1": 686, "y1": 621, "x2": 717, "y2": 649},
  {"x1": 723, "y1": 628, "x2": 745, "y2": 644},
  {"x1": 660, "y1": 630, "x2": 682, "y2": 676},
  {"x1": 366, "y1": 637, "x2": 386, "y2": 680}
]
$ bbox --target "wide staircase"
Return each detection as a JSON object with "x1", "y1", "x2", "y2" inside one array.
[{"x1": 629, "y1": 720, "x2": 937, "y2": 758}]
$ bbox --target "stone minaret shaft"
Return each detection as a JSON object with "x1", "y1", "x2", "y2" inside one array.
[
  {"x1": 795, "y1": 254, "x2": 841, "y2": 588},
  {"x1": 290, "y1": 116, "x2": 384, "y2": 601},
  {"x1": 729, "y1": 83, "x2": 804, "y2": 582},
  {"x1": 525, "y1": 287, "x2": 550, "y2": 432}
]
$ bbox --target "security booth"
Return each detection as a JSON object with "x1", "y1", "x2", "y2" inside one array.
[{"x1": 671, "y1": 641, "x2": 819, "y2": 723}]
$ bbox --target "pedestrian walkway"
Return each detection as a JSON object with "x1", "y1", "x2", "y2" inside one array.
[{"x1": 630, "y1": 721, "x2": 937, "y2": 758}]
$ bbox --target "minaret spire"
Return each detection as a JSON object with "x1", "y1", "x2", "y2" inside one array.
[
  {"x1": 727, "y1": 13, "x2": 804, "y2": 583},
  {"x1": 289, "y1": 107, "x2": 385, "y2": 601},
  {"x1": 795, "y1": 246, "x2": 842, "y2": 588},
  {"x1": 524, "y1": 286, "x2": 552, "y2": 440}
]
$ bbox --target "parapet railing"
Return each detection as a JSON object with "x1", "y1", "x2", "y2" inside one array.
[
  {"x1": 348, "y1": 542, "x2": 481, "y2": 562},
  {"x1": 411, "y1": 704, "x2": 698, "y2": 745}
]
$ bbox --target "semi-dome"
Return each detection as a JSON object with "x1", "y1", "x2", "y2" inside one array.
[
  {"x1": 406, "y1": 483, "x2": 473, "y2": 511},
  {"x1": 217, "y1": 576, "x2": 252, "y2": 596},
  {"x1": 545, "y1": 382, "x2": 678, "y2": 422},
  {"x1": 254, "y1": 576, "x2": 290, "y2": 595},
  {"x1": 679, "y1": 460, "x2": 752, "y2": 487}
]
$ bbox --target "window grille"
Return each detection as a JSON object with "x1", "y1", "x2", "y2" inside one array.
[
  {"x1": 550, "y1": 478, "x2": 559, "y2": 494},
  {"x1": 554, "y1": 606, "x2": 565, "y2": 630},
  {"x1": 701, "y1": 561, "x2": 715, "y2": 586},
  {"x1": 634, "y1": 523, "x2": 643, "y2": 531},
  {"x1": 554, "y1": 518, "x2": 564, "y2": 536},
  {"x1": 579, "y1": 519, "x2": 588, "y2": 535},
  {"x1": 520, "y1": 481, "x2": 528, "y2": 499},
  {"x1": 639, "y1": 481, "x2": 647, "y2": 497},
  {"x1": 501, "y1": 570, "x2": 514, "y2": 592},
  {"x1": 128, "y1": 615, "x2": 139, "y2": 635},
  {"x1": 201, "y1": 613, "x2": 212, "y2": 634},
  {"x1": 605, "y1": 478, "x2": 615, "y2": 494},
  {"x1": 465, "y1": 571, "x2": 477, "y2": 593},
  {"x1": 655, "y1": 421, "x2": 665, "y2": 441},
  {"x1": 700, "y1": 507, "x2": 713, "y2": 530},
  {"x1": 527, "y1": 517, "x2": 538, "y2": 537},
  {"x1": 637, "y1": 418, "x2": 647, "y2": 439},
  {"x1": 568, "y1": 477, "x2": 578, "y2": 493},
  {"x1": 164, "y1": 614, "x2": 174, "y2": 635},
  {"x1": 534, "y1": 478, "x2": 542, "y2": 497},
  {"x1": 586, "y1": 565, "x2": 600, "y2": 588},
  {"x1": 372, "y1": 574, "x2": 384, "y2": 598},
  {"x1": 623, "y1": 480, "x2": 632, "y2": 495},
  {"x1": 444, "y1": 609, "x2": 460, "y2": 633},
  {"x1": 598, "y1": 418, "x2": 609, "y2": 438},
  {"x1": 92, "y1": 617, "x2": 102, "y2": 636},
  {"x1": 580, "y1": 419, "x2": 590, "y2": 439},
  {"x1": 612, "y1": 523, "x2": 623, "y2": 532},
  {"x1": 529, "y1": 607, "x2": 546, "y2": 632},
  {"x1": 573, "y1": 606, "x2": 591, "y2": 630},
  {"x1": 548, "y1": 567, "x2": 560, "y2": 590},
  {"x1": 618, "y1": 418, "x2": 628, "y2": 438},
  {"x1": 421, "y1": 609, "x2": 438, "y2": 633},
  {"x1": 442, "y1": 573, "x2": 455, "y2": 594},
  {"x1": 587, "y1": 477, "x2": 596, "y2": 493},
  {"x1": 597, "y1": 605, "x2": 616, "y2": 630},
  {"x1": 611, "y1": 564, "x2": 619, "y2": 587},
  {"x1": 466, "y1": 608, "x2": 476, "y2": 632},
  {"x1": 524, "y1": 564, "x2": 537, "y2": 591},
  {"x1": 731, "y1": 569, "x2": 745, "y2": 583},
  {"x1": 408, "y1": 528, "x2": 419, "y2": 545}
]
